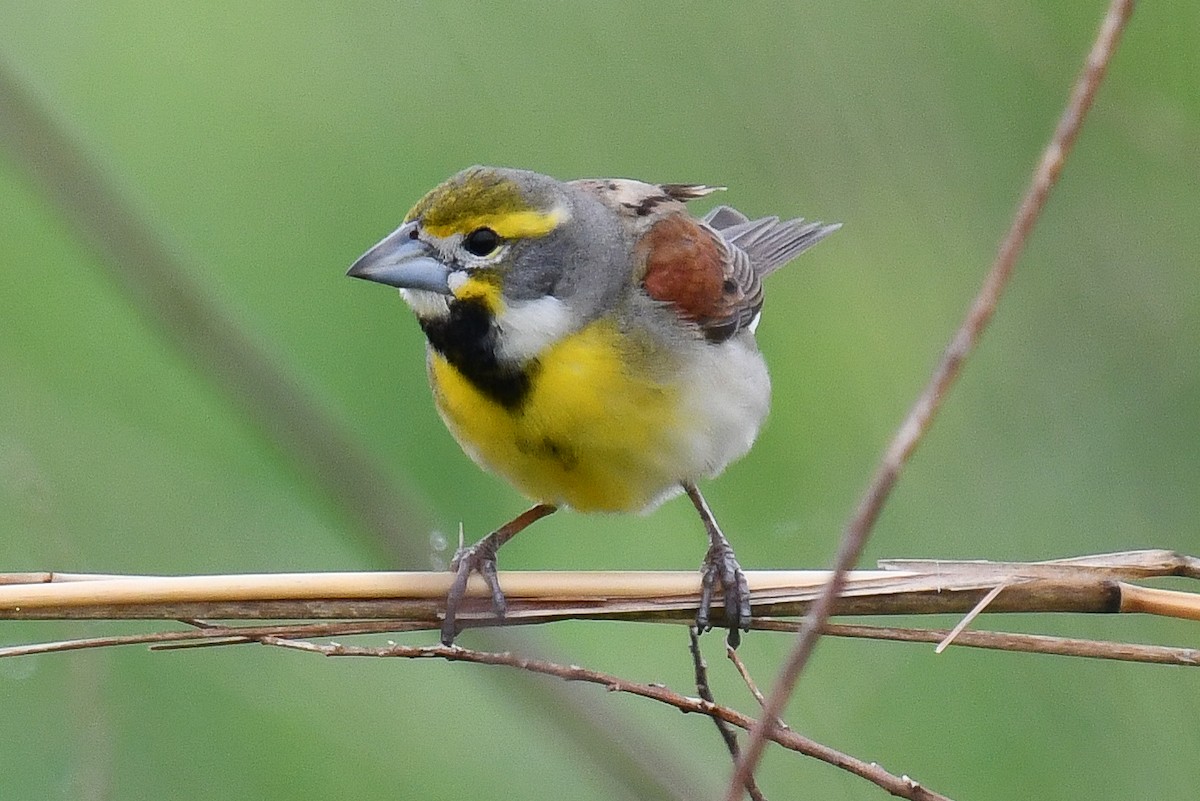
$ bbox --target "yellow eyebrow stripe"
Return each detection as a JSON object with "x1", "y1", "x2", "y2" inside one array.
[{"x1": 424, "y1": 207, "x2": 567, "y2": 240}]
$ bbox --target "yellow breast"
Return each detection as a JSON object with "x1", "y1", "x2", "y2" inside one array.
[{"x1": 428, "y1": 318, "x2": 685, "y2": 512}]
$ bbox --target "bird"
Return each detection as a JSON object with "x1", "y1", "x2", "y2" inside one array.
[{"x1": 347, "y1": 166, "x2": 838, "y2": 646}]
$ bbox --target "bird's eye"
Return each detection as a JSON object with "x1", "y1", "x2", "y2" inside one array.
[{"x1": 463, "y1": 227, "x2": 501, "y2": 257}]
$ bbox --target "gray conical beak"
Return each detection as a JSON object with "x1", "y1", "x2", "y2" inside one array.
[{"x1": 347, "y1": 222, "x2": 452, "y2": 294}]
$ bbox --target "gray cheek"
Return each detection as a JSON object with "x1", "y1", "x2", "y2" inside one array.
[
  {"x1": 499, "y1": 241, "x2": 562, "y2": 301},
  {"x1": 501, "y1": 195, "x2": 636, "y2": 315}
]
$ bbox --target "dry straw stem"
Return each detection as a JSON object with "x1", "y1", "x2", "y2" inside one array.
[
  {"x1": 2, "y1": 550, "x2": 1197, "y2": 664},
  {"x1": 725, "y1": 0, "x2": 1139, "y2": 796},
  {"x1": 3, "y1": 550, "x2": 1198, "y2": 624}
]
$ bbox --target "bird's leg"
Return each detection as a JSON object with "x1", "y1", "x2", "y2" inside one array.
[
  {"x1": 442, "y1": 503, "x2": 558, "y2": 645},
  {"x1": 684, "y1": 483, "x2": 751, "y2": 648}
]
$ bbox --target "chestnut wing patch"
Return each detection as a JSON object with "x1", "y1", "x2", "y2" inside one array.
[{"x1": 639, "y1": 215, "x2": 763, "y2": 343}]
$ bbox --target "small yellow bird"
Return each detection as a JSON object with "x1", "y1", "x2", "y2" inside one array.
[{"x1": 349, "y1": 166, "x2": 838, "y2": 645}]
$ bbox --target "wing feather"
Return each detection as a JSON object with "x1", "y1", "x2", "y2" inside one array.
[{"x1": 575, "y1": 180, "x2": 839, "y2": 342}]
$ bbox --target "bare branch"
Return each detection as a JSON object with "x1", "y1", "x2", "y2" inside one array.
[
  {"x1": 261, "y1": 637, "x2": 955, "y2": 801},
  {"x1": 726, "y1": 1, "x2": 1138, "y2": 795},
  {"x1": 778, "y1": 622, "x2": 1200, "y2": 667},
  {"x1": 727, "y1": 646, "x2": 788, "y2": 730},
  {"x1": 690, "y1": 629, "x2": 768, "y2": 801},
  {"x1": 5, "y1": 611, "x2": 1197, "y2": 668}
]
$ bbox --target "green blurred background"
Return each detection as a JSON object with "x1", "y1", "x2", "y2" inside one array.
[{"x1": 2, "y1": 3, "x2": 1197, "y2": 799}]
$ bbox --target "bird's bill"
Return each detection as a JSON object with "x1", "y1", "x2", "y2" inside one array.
[{"x1": 347, "y1": 222, "x2": 451, "y2": 294}]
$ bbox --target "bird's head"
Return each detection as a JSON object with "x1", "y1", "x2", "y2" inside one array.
[{"x1": 348, "y1": 166, "x2": 633, "y2": 362}]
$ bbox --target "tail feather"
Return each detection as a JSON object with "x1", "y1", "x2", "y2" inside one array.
[
  {"x1": 704, "y1": 205, "x2": 840, "y2": 276},
  {"x1": 701, "y1": 205, "x2": 750, "y2": 230}
]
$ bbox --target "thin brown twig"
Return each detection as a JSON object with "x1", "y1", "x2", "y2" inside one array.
[
  {"x1": 0, "y1": 621, "x2": 414, "y2": 659},
  {"x1": 805, "y1": 622, "x2": 1200, "y2": 667},
  {"x1": 726, "y1": 647, "x2": 788, "y2": 730},
  {"x1": 689, "y1": 629, "x2": 768, "y2": 801},
  {"x1": 689, "y1": 628, "x2": 742, "y2": 757},
  {"x1": 4, "y1": 614, "x2": 1197, "y2": 668},
  {"x1": 726, "y1": 1, "x2": 1137, "y2": 796},
  {"x1": 261, "y1": 637, "x2": 954, "y2": 801}
]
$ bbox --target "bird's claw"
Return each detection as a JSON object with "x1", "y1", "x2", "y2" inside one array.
[
  {"x1": 442, "y1": 537, "x2": 507, "y2": 645},
  {"x1": 697, "y1": 542, "x2": 752, "y2": 648}
]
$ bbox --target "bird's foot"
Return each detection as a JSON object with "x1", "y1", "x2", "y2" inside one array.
[
  {"x1": 438, "y1": 504, "x2": 558, "y2": 645},
  {"x1": 442, "y1": 535, "x2": 507, "y2": 646},
  {"x1": 698, "y1": 541, "x2": 752, "y2": 648}
]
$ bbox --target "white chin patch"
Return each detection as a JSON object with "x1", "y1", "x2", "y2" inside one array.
[
  {"x1": 495, "y1": 295, "x2": 574, "y2": 363},
  {"x1": 399, "y1": 288, "x2": 450, "y2": 318},
  {"x1": 446, "y1": 270, "x2": 469, "y2": 293}
]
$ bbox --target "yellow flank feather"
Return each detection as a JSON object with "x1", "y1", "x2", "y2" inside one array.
[{"x1": 428, "y1": 319, "x2": 684, "y2": 512}]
